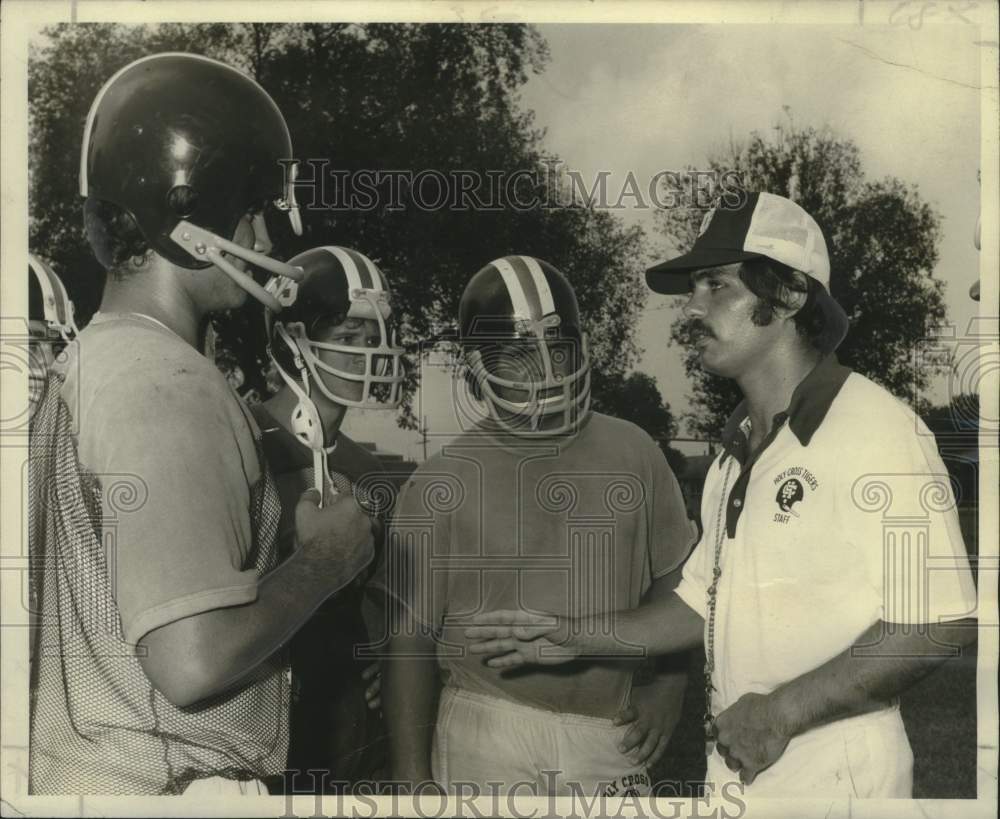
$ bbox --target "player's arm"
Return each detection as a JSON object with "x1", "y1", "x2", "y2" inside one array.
[
  {"x1": 464, "y1": 588, "x2": 704, "y2": 667},
  {"x1": 616, "y1": 568, "x2": 691, "y2": 766},
  {"x1": 381, "y1": 528, "x2": 442, "y2": 785},
  {"x1": 138, "y1": 490, "x2": 374, "y2": 708},
  {"x1": 383, "y1": 621, "x2": 441, "y2": 785}
]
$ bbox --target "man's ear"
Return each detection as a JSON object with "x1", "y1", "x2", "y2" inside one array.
[{"x1": 773, "y1": 270, "x2": 810, "y2": 319}]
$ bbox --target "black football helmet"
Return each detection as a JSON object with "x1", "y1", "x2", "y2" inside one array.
[
  {"x1": 459, "y1": 255, "x2": 591, "y2": 435},
  {"x1": 80, "y1": 52, "x2": 304, "y2": 309}
]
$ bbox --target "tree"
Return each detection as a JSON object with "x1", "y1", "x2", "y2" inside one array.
[
  {"x1": 921, "y1": 392, "x2": 979, "y2": 439},
  {"x1": 28, "y1": 23, "x2": 649, "y2": 428},
  {"x1": 590, "y1": 371, "x2": 687, "y2": 475},
  {"x1": 656, "y1": 120, "x2": 948, "y2": 438}
]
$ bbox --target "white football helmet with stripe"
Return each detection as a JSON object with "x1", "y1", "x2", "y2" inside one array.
[
  {"x1": 265, "y1": 246, "x2": 405, "y2": 413},
  {"x1": 29, "y1": 254, "x2": 79, "y2": 342},
  {"x1": 459, "y1": 254, "x2": 591, "y2": 436}
]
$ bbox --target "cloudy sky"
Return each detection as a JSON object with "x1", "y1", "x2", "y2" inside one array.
[{"x1": 351, "y1": 21, "x2": 986, "y2": 460}]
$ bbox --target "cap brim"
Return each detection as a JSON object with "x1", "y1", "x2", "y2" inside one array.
[{"x1": 645, "y1": 249, "x2": 763, "y2": 294}]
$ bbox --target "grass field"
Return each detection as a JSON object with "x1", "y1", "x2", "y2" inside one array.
[{"x1": 651, "y1": 506, "x2": 980, "y2": 798}]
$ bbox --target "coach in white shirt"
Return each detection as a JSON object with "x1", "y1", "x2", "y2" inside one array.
[{"x1": 462, "y1": 191, "x2": 978, "y2": 798}]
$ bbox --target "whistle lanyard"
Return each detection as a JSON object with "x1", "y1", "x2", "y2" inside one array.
[{"x1": 703, "y1": 457, "x2": 735, "y2": 757}]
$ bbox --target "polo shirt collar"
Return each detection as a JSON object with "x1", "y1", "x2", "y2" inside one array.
[{"x1": 721, "y1": 354, "x2": 852, "y2": 463}]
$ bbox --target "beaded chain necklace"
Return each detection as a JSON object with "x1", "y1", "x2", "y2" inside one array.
[{"x1": 703, "y1": 456, "x2": 735, "y2": 757}]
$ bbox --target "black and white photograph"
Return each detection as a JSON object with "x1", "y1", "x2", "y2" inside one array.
[{"x1": 1, "y1": 1, "x2": 997, "y2": 817}]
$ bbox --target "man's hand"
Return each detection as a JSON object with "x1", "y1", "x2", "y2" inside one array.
[
  {"x1": 613, "y1": 692, "x2": 671, "y2": 768},
  {"x1": 295, "y1": 488, "x2": 374, "y2": 581},
  {"x1": 464, "y1": 610, "x2": 576, "y2": 668},
  {"x1": 362, "y1": 662, "x2": 381, "y2": 711},
  {"x1": 713, "y1": 692, "x2": 792, "y2": 785}
]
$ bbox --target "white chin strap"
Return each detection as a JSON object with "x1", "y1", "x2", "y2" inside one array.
[
  {"x1": 272, "y1": 325, "x2": 339, "y2": 507},
  {"x1": 169, "y1": 220, "x2": 305, "y2": 312}
]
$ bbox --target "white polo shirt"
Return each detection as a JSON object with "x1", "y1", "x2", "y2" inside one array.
[{"x1": 675, "y1": 356, "x2": 977, "y2": 724}]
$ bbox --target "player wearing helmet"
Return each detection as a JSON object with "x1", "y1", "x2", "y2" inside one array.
[
  {"x1": 383, "y1": 256, "x2": 697, "y2": 797},
  {"x1": 252, "y1": 246, "x2": 405, "y2": 793},
  {"x1": 28, "y1": 53, "x2": 374, "y2": 795},
  {"x1": 27, "y1": 254, "x2": 78, "y2": 422}
]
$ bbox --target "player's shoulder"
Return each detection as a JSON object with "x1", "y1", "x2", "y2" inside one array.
[
  {"x1": 332, "y1": 432, "x2": 385, "y2": 475},
  {"x1": 408, "y1": 445, "x2": 467, "y2": 477},
  {"x1": 420, "y1": 427, "x2": 499, "y2": 471},
  {"x1": 74, "y1": 318, "x2": 240, "y2": 428},
  {"x1": 395, "y1": 440, "x2": 479, "y2": 506},
  {"x1": 79, "y1": 317, "x2": 226, "y2": 393},
  {"x1": 585, "y1": 411, "x2": 663, "y2": 455},
  {"x1": 587, "y1": 411, "x2": 648, "y2": 437}
]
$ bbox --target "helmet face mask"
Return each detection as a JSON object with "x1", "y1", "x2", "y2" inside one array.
[
  {"x1": 292, "y1": 304, "x2": 406, "y2": 409},
  {"x1": 460, "y1": 255, "x2": 592, "y2": 436},
  {"x1": 81, "y1": 53, "x2": 305, "y2": 309},
  {"x1": 467, "y1": 331, "x2": 591, "y2": 435}
]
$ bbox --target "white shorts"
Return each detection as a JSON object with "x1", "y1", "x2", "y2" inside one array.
[
  {"x1": 707, "y1": 705, "x2": 913, "y2": 798},
  {"x1": 432, "y1": 686, "x2": 650, "y2": 798}
]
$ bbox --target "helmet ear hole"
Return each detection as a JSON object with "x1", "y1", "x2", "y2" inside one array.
[
  {"x1": 291, "y1": 401, "x2": 323, "y2": 449},
  {"x1": 167, "y1": 185, "x2": 199, "y2": 218}
]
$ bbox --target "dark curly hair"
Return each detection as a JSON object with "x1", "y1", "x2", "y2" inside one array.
[
  {"x1": 738, "y1": 257, "x2": 828, "y2": 350},
  {"x1": 83, "y1": 198, "x2": 149, "y2": 279}
]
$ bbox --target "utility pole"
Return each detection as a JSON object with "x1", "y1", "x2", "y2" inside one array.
[{"x1": 419, "y1": 414, "x2": 430, "y2": 462}]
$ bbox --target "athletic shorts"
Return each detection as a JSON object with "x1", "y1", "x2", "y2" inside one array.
[
  {"x1": 707, "y1": 704, "x2": 913, "y2": 798},
  {"x1": 432, "y1": 686, "x2": 651, "y2": 798}
]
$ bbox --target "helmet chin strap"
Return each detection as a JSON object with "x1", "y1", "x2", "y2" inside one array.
[
  {"x1": 169, "y1": 220, "x2": 305, "y2": 312},
  {"x1": 273, "y1": 323, "x2": 339, "y2": 507}
]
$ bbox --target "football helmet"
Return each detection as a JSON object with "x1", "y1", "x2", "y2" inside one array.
[
  {"x1": 266, "y1": 246, "x2": 406, "y2": 411},
  {"x1": 459, "y1": 255, "x2": 591, "y2": 435},
  {"x1": 28, "y1": 254, "x2": 78, "y2": 421},
  {"x1": 80, "y1": 52, "x2": 304, "y2": 310},
  {"x1": 29, "y1": 254, "x2": 78, "y2": 342},
  {"x1": 265, "y1": 246, "x2": 405, "y2": 504}
]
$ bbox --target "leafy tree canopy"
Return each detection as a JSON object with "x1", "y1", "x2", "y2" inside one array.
[{"x1": 29, "y1": 22, "x2": 648, "y2": 428}]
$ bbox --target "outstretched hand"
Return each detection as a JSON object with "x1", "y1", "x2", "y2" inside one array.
[{"x1": 463, "y1": 610, "x2": 576, "y2": 668}]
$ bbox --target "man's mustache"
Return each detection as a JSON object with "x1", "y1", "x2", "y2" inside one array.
[{"x1": 687, "y1": 320, "x2": 715, "y2": 340}]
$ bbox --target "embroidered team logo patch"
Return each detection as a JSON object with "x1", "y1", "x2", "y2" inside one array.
[
  {"x1": 771, "y1": 466, "x2": 819, "y2": 523},
  {"x1": 775, "y1": 478, "x2": 804, "y2": 516}
]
